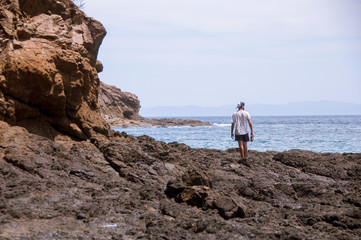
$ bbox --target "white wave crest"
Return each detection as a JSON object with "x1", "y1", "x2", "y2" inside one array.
[{"x1": 213, "y1": 123, "x2": 231, "y2": 127}]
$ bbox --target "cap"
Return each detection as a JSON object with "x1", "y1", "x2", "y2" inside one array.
[{"x1": 236, "y1": 102, "x2": 245, "y2": 109}]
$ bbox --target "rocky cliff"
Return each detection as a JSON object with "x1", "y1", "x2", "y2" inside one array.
[
  {"x1": 99, "y1": 81, "x2": 143, "y2": 121},
  {"x1": 98, "y1": 82, "x2": 211, "y2": 127},
  {"x1": 0, "y1": 1, "x2": 360, "y2": 239},
  {"x1": 0, "y1": 0, "x2": 109, "y2": 139}
]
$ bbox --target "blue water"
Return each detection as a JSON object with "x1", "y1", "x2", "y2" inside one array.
[{"x1": 113, "y1": 115, "x2": 361, "y2": 153}]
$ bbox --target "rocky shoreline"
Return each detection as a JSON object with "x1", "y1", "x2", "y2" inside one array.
[
  {"x1": 0, "y1": 1, "x2": 360, "y2": 239},
  {"x1": 1, "y1": 121, "x2": 360, "y2": 239},
  {"x1": 103, "y1": 116, "x2": 211, "y2": 128}
]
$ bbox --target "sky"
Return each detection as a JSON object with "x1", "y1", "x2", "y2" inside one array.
[{"x1": 82, "y1": 0, "x2": 361, "y2": 107}]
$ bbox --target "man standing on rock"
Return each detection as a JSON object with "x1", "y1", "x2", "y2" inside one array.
[{"x1": 231, "y1": 101, "x2": 254, "y2": 159}]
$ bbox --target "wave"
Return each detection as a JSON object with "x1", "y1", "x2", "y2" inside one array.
[{"x1": 213, "y1": 123, "x2": 231, "y2": 127}]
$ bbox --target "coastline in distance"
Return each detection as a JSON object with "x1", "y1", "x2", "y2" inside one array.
[{"x1": 140, "y1": 100, "x2": 361, "y2": 117}]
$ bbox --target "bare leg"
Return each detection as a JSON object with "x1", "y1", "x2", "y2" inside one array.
[
  {"x1": 243, "y1": 142, "x2": 248, "y2": 158},
  {"x1": 238, "y1": 140, "x2": 245, "y2": 158}
]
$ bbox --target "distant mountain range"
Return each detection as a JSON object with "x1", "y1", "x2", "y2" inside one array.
[{"x1": 140, "y1": 101, "x2": 361, "y2": 117}]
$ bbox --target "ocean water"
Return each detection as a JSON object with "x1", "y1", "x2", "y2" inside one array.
[{"x1": 113, "y1": 115, "x2": 361, "y2": 153}]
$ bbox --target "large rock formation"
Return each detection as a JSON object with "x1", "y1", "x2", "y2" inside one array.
[
  {"x1": 98, "y1": 82, "x2": 211, "y2": 127},
  {"x1": 99, "y1": 81, "x2": 142, "y2": 121},
  {"x1": 0, "y1": 0, "x2": 109, "y2": 139}
]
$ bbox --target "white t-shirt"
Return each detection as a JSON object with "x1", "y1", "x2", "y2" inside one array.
[{"x1": 231, "y1": 110, "x2": 251, "y2": 135}]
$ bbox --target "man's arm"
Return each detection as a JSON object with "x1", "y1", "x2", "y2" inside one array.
[
  {"x1": 248, "y1": 119, "x2": 254, "y2": 137},
  {"x1": 231, "y1": 123, "x2": 235, "y2": 139}
]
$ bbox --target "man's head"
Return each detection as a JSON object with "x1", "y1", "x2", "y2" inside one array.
[{"x1": 237, "y1": 101, "x2": 245, "y2": 110}]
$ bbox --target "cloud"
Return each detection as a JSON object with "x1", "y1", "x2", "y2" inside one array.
[
  {"x1": 89, "y1": 0, "x2": 361, "y2": 58},
  {"x1": 85, "y1": 0, "x2": 361, "y2": 106},
  {"x1": 87, "y1": 0, "x2": 361, "y2": 36}
]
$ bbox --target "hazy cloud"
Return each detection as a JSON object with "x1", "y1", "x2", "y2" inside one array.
[{"x1": 84, "y1": 0, "x2": 361, "y2": 106}]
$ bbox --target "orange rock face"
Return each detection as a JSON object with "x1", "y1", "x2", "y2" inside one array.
[{"x1": 0, "y1": 0, "x2": 109, "y2": 139}]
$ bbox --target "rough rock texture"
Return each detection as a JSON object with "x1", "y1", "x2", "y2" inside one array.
[
  {"x1": 0, "y1": 121, "x2": 360, "y2": 239},
  {"x1": 99, "y1": 81, "x2": 142, "y2": 121},
  {"x1": 0, "y1": 0, "x2": 109, "y2": 139},
  {"x1": 98, "y1": 82, "x2": 210, "y2": 128}
]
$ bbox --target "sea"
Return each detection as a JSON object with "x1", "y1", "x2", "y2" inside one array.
[{"x1": 113, "y1": 115, "x2": 361, "y2": 153}]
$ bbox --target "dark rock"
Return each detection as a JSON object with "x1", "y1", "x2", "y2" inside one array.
[
  {"x1": 1, "y1": 121, "x2": 361, "y2": 239},
  {"x1": 182, "y1": 168, "x2": 212, "y2": 187}
]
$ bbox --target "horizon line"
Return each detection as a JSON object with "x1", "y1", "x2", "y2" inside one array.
[
  {"x1": 142, "y1": 114, "x2": 361, "y2": 118},
  {"x1": 141, "y1": 100, "x2": 361, "y2": 108}
]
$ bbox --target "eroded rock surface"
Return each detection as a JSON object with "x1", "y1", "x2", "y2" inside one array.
[
  {"x1": 0, "y1": 0, "x2": 109, "y2": 139},
  {"x1": 99, "y1": 81, "x2": 142, "y2": 121},
  {"x1": 1, "y1": 121, "x2": 360, "y2": 239}
]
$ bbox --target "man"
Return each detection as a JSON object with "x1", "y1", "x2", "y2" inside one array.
[{"x1": 231, "y1": 101, "x2": 254, "y2": 159}]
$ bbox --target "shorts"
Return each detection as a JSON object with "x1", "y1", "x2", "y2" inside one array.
[{"x1": 235, "y1": 134, "x2": 249, "y2": 142}]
